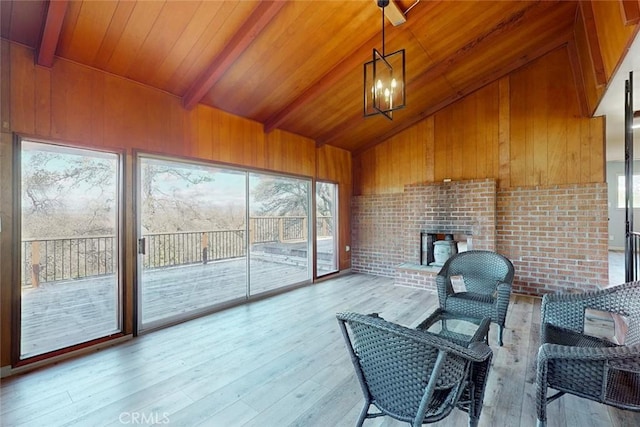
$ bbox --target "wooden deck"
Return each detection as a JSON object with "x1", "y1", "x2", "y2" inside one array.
[
  {"x1": 20, "y1": 256, "x2": 312, "y2": 358},
  {"x1": 3, "y1": 273, "x2": 639, "y2": 427}
]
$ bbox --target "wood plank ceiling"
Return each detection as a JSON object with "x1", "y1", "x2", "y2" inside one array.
[{"x1": 1, "y1": 0, "x2": 579, "y2": 154}]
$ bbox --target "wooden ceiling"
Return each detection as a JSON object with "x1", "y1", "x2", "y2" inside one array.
[{"x1": 1, "y1": 0, "x2": 579, "y2": 154}]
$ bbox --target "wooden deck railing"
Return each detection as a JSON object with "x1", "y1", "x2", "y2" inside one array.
[
  {"x1": 22, "y1": 216, "x2": 331, "y2": 287},
  {"x1": 21, "y1": 235, "x2": 117, "y2": 287}
]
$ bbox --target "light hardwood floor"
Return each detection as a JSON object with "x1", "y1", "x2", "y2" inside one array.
[{"x1": 2, "y1": 273, "x2": 639, "y2": 427}]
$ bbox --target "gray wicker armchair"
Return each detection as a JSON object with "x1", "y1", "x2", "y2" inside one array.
[
  {"x1": 535, "y1": 282, "x2": 640, "y2": 427},
  {"x1": 436, "y1": 250, "x2": 515, "y2": 346},
  {"x1": 337, "y1": 312, "x2": 493, "y2": 427}
]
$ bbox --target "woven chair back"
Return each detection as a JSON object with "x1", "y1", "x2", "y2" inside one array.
[
  {"x1": 340, "y1": 314, "x2": 468, "y2": 421},
  {"x1": 445, "y1": 251, "x2": 514, "y2": 295}
]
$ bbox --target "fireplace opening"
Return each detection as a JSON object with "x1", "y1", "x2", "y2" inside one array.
[{"x1": 420, "y1": 232, "x2": 471, "y2": 267}]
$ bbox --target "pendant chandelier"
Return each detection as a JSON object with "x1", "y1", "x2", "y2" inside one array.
[{"x1": 363, "y1": 0, "x2": 406, "y2": 120}]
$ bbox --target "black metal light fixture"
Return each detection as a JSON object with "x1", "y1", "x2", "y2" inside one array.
[{"x1": 363, "y1": 0, "x2": 406, "y2": 120}]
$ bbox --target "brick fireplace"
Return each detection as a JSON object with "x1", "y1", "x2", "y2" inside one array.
[
  {"x1": 351, "y1": 180, "x2": 609, "y2": 296},
  {"x1": 396, "y1": 179, "x2": 496, "y2": 289},
  {"x1": 350, "y1": 179, "x2": 496, "y2": 290}
]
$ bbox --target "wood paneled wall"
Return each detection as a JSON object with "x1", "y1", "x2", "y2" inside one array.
[
  {"x1": 0, "y1": 41, "x2": 352, "y2": 368},
  {"x1": 573, "y1": 0, "x2": 640, "y2": 115},
  {"x1": 8, "y1": 41, "x2": 321, "y2": 174},
  {"x1": 353, "y1": 46, "x2": 605, "y2": 195},
  {"x1": 354, "y1": 0, "x2": 640, "y2": 194}
]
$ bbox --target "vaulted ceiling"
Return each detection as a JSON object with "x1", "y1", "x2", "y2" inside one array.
[{"x1": 1, "y1": 0, "x2": 580, "y2": 154}]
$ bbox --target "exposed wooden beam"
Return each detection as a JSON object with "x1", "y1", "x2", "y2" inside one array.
[
  {"x1": 621, "y1": 0, "x2": 640, "y2": 25},
  {"x1": 264, "y1": 1, "x2": 436, "y2": 134},
  {"x1": 318, "y1": 3, "x2": 570, "y2": 149},
  {"x1": 414, "y1": 2, "x2": 543, "y2": 88},
  {"x1": 566, "y1": 38, "x2": 590, "y2": 117},
  {"x1": 263, "y1": 30, "x2": 401, "y2": 134},
  {"x1": 579, "y1": 1, "x2": 607, "y2": 86},
  {"x1": 182, "y1": 1, "x2": 286, "y2": 110},
  {"x1": 344, "y1": 36, "x2": 571, "y2": 156},
  {"x1": 37, "y1": 0, "x2": 68, "y2": 67}
]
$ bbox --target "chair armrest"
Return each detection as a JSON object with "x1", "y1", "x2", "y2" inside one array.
[
  {"x1": 538, "y1": 342, "x2": 640, "y2": 363},
  {"x1": 467, "y1": 341, "x2": 493, "y2": 362},
  {"x1": 337, "y1": 312, "x2": 492, "y2": 363},
  {"x1": 493, "y1": 282, "x2": 512, "y2": 325},
  {"x1": 436, "y1": 274, "x2": 454, "y2": 307},
  {"x1": 541, "y1": 284, "x2": 640, "y2": 334},
  {"x1": 540, "y1": 292, "x2": 593, "y2": 334},
  {"x1": 495, "y1": 281, "x2": 511, "y2": 300}
]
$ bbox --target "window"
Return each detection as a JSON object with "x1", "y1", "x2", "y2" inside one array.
[
  {"x1": 316, "y1": 181, "x2": 338, "y2": 276},
  {"x1": 20, "y1": 140, "x2": 122, "y2": 358},
  {"x1": 617, "y1": 175, "x2": 640, "y2": 208},
  {"x1": 138, "y1": 156, "x2": 247, "y2": 329},
  {"x1": 137, "y1": 155, "x2": 314, "y2": 331}
]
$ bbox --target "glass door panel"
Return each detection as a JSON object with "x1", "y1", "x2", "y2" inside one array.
[
  {"x1": 20, "y1": 141, "x2": 121, "y2": 359},
  {"x1": 248, "y1": 173, "x2": 312, "y2": 294},
  {"x1": 138, "y1": 157, "x2": 247, "y2": 330},
  {"x1": 316, "y1": 182, "x2": 338, "y2": 276}
]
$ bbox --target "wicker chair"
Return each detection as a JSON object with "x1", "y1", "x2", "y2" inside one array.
[
  {"x1": 337, "y1": 312, "x2": 493, "y2": 427},
  {"x1": 436, "y1": 250, "x2": 515, "y2": 346},
  {"x1": 535, "y1": 282, "x2": 640, "y2": 427}
]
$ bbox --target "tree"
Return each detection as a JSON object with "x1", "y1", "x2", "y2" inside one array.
[
  {"x1": 316, "y1": 182, "x2": 334, "y2": 217},
  {"x1": 251, "y1": 176, "x2": 309, "y2": 216},
  {"x1": 21, "y1": 150, "x2": 117, "y2": 238},
  {"x1": 140, "y1": 160, "x2": 215, "y2": 233}
]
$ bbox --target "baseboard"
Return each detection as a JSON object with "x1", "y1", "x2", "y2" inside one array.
[
  {"x1": 0, "y1": 334, "x2": 133, "y2": 378},
  {"x1": 315, "y1": 268, "x2": 351, "y2": 283},
  {"x1": 0, "y1": 365, "x2": 12, "y2": 378}
]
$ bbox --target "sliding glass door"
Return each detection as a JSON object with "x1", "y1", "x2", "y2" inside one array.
[
  {"x1": 137, "y1": 157, "x2": 247, "y2": 330},
  {"x1": 19, "y1": 140, "x2": 121, "y2": 359},
  {"x1": 316, "y1": 181, "x2": 338, "y2": 277},
  {"x1": 248, "y1": 173, "x2": 312, "y2": 294},
  {"x1": 137, "y1": 157, "x2": 315, "y2": 331}
]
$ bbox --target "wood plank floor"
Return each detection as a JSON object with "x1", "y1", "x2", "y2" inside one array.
[{"x1": 3, "y1": 273, "x2": 639, "y2": 427}]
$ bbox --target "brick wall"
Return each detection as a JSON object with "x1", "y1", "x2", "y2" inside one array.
[
  {"x1": 402, "y1": 179, "x2": 496, "y2": 264},
  {"x1": 497, "y1": 183, "x2": 608, "y2": 295},
  {"x1": 351, "y1": 193, "x2": 404, "y2": 277},
  {"x1": 352, "y1": 179, "x2": 496, "y2": 289},
  {"x1": 351, "y1": 181, "x2": 609, "y2": 296}
]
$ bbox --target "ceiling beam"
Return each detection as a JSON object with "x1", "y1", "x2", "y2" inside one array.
[
  {"x1": 182, "y1": 1, "x2": 286, "y2": 110},
  {"x1": 318, "y1": 2, "x2": 564, "y2": 147},
  {"x1": 579, "y1": 1, "x2": 607, "y2": 86},
  {"x1": 566, "y1": 38, "x2": 590, "y2": 117},
  {"x1": 407, "y1": 1, "x2": 550, "y2": 90},
  {"x1": 349, "y1": 37, "x2": 572, "y2": 156},
  {"x1": 37, "y1": 0, "x2": 68, "y2": 67},
  {"x1": 621, "y1": 0, "x2": 640, "y2": 25},
  {"x1": 263, "y1": 1, "x2": 437, "y2": 134},
  {"x1": 263, "y1": 30, "x2": 401, "y2": 134}
]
